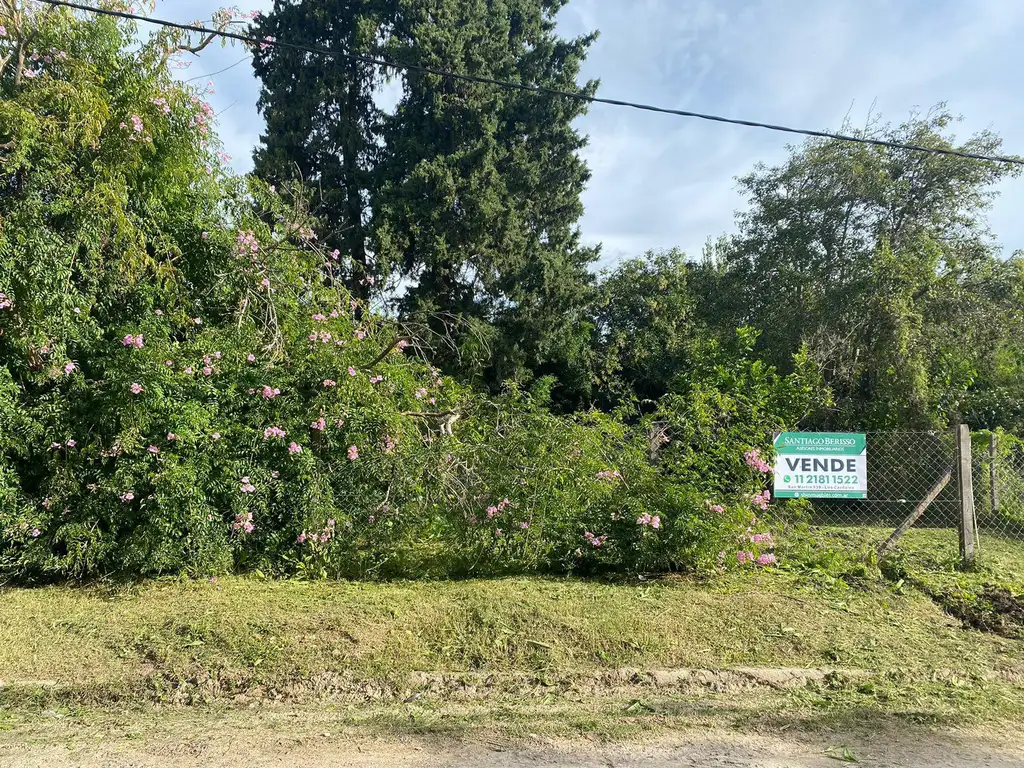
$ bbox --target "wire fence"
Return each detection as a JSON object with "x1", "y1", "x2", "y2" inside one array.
[
  {"x1": 973, "y1": 431, "x2": 1024, "y2": 539},
  {"x1": 804, "y1": 430, "x2": 960, "y2": 529},
  {"x1": 795, "y1": 428, "x2": 1024, "y2": 560}
]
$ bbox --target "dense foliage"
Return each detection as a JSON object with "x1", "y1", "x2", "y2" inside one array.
[
  {"x1": 678, "y1": 111, "x2": 1024, "y2": 431},
  {"x1": 3, "y1": 0, "x2": 1019, "y2": 584},
  {"x1": 0, "y1": 1, "x2": 809, "y2": 582}
]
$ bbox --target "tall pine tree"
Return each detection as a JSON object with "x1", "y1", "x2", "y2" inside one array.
[{"x1": 251, "y1": 0, "x2": 598, "y2": 392}]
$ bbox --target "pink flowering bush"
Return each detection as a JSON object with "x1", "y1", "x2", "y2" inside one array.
[{"x1": 0, "y1": 4, "x2": 814, "y2": 582}]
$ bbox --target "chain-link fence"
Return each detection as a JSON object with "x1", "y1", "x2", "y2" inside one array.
[
  {"x1": 973, "y1": 431, "x2": 1024, "y2": 538},
  {"x1": 797, "y1": 428, "x2": 1024, "y2": 560},
  {"x1": 806, "y1": 430, "x2": 961, "y2": 530}
]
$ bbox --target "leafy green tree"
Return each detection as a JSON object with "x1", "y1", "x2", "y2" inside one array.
[
  {"x1": 587, "y1": 250, "x2": 701, "y2": 408},
  {"x1": 708, "y1": 106, "x2": 1022, "y2": 428},
  {"x1": 251, "y1": 0, "x2": 598, "y2": 388}
]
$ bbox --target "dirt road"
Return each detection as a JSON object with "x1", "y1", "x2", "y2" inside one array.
[{"x1": 3, "y1": 721, "x2": 1023, "y2": 767}]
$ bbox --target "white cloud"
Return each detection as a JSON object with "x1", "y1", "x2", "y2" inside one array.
[{"x1": 155, "y1": 0, "x2": 1024, "y2": 261}]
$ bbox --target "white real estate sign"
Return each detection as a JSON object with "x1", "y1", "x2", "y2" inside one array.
[{"x1": 772, "y1": 432, "x2": 867, "y2": 499}]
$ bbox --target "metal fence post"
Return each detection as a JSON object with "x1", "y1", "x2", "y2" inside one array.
[
  {"x1": 989, "y1": 433, "x2": 999, "y2": 516},
  {"x1": 956, "y1": 424, "x2": 976, "y2": 567}
]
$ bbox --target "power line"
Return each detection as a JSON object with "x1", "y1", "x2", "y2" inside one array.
[
  {"x1": 183, "y1": 54, "x2": 252, "y2": 83},
  {"x1": 36, "y1": 0, "x2": 1024, "y2": 168}
]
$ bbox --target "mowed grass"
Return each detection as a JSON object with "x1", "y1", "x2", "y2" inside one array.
[
  {"x1": 801, "y1": 525, "x2": 1024, "y2": 595},
  {"x1": 1, "y1": 563, "x2": 1022, "y2": 707}
]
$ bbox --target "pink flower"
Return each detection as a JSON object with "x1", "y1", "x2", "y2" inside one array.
[
  {"x1": 214, "y1": 351, "x2": 222, "y2": 360},
  {"x1": 260, "y1": 385, "x2": 281, "y2": 399},
  {"x1": 347, "y1": 445, "x2": 359, "y2": 461},
  {"x1": 744, "y1": 449, "x2": 773, "y2": 474},
  {"x1": 297, "y1": 532, "x2": 307, "y2": 544},
  {"x1": 184, "y1": 367, "x2": 194, "y2": 375},
  {"x1": 751, "y1": 490, "x2": 771, "y2": 511},
  {"x1": 201, "y1": 232, "x2": 209, "y2": 239},
  {"x1": 312, "y1": 313, "x2": 326, "y2": 321},
  {"x1": 202, "y1": 366, "x2": 213, "y2": 376},
  {"x1": 130, "y1": 383, "x2": 143, "y2": 395},
  {"x1": 369, "y1": 375, "x2": 383, "y2": 384},
  {"x1": 288, "y1": 442, "x2": 303, "y2": 454},
  {"x1": 49, "y1": 442, "x2": 61, "y2": 450},
  {"x1": 322, "y1": 379, "x2": 337, "y2": 388},
  {"x1": 750, "y1": 532, "x2": 774, "y2": 546},
  {"x1": 487, "y1": 506, "x2": 498, "y2": 519},
  {"x1": 120, "y1": 491, "x2": 135, "y2": 503},
  {"x1": 414, "y1": 387, "x2": 427, "y2": 399},
  {"x1": 354, "y1": 329, "x2": 366, "y2": 340},
  {"x1": 756, "y1": 553, "x2": 777, "y2": 566},
  {"x1": 583, "y1": 531, "x2": 607, "y2": 548},
  {"x1": 329, "y1": 249, "x2": 340, "y2": 260},
  {"x1": 247, "y1": 354, "x2": 256, "y2": 362},
  {"x1": 709, "y1": 504, "x2": 725, "y2": 514},
  {"x1": 347, "y1": 367, "x2": 357, "y2": 377},
  {"x1": 147, "y1": 445, "x2": 160, "y2": 455},
  {"x1": 31, "y1": 529, "x2": 41, "y2": 538},
  {"x1": 155, "y1": 309, "x2": 164, "y2": 316},
  {"x1": 397, "y1": 339, "x2": 409, "y2": 350},
  {"x1": 519, "y1": 521, "x2": 529, "y2": 530},
  {"x1": 63, "y1": 361, "x2": 77, "y2": 374},
  {"x1": 164, "y1": 360, "x2": 173, "y2": 367},
  {"x1": 736, "y1": 550, "x2": 756, "y2": 565},
  {"x1": 271, "y1": 471, "x2": 279, "y2": 479},
  {"x1": 239, "y1": 477, "x2": 256, "y2": 493},
  {"x1": 264, "y1": 426, "x2": 286, "y2": 440},
  {"x1": 596, "y1": 470, "x2": 622, "y2": 482},
  {"x1": 311, "y1": 418, "x2": 326, "y2": 431},
  {"x1": 211, "y1": 432, "x2": 221, "y2": 441},
  {"x1": 193, "y1": 317, "x2": 202, "y2": 325},
  {"x1": 260, "y1": 278, "x2": 271, "y2": 289},
  {"x1": 167, "y1": 432, "x2": 178, "y2": 441},
  {"x1": 65, "y1": 439, "x2": 76, "y2": 448}
]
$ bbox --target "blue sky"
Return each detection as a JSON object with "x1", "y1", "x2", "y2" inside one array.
[{"x1": 161, "y1": 0, "x2": 1024, "y2": 267}]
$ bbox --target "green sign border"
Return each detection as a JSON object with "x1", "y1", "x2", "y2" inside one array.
[
  {"x1": 773, "y1": 432, "x2": 865, "y2": 455},
  {"x1": 774, "y1": 489, "x2": 867, "y2": 499}
]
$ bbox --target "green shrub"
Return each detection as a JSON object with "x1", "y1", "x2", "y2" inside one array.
[{"x1": 0, "y1": 2, "x2": 814, "y2": 581}]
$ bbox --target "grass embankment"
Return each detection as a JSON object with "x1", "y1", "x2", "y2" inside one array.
[
  {"x1": 1, "y1": 533, "x2": 1023, "y2": 737},
  {"x1": 800, "y1": 526, "x2": 1024, "y2": 638}
]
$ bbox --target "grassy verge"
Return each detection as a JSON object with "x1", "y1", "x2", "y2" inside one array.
[
  {"x1": 793, "y1": 525, "x2": 1024, "y2": 638},
  {"x1": 1, "y1": 553, "x2": 1023, "y2": 732}
]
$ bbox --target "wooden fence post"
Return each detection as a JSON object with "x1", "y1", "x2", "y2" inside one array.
[
  {"x1": 989, "y1": 433, "x2": 999, "y2": 515},
  {"x1": 956, "y1": 424, "x2": 976, "y2": 567}
]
